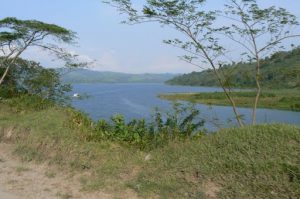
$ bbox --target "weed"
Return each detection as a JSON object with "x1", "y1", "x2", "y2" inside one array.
[
  {"x1": 56, "y1": 192, "x2": 72, "y2": 199},
  {"x1": 65, "y1": 102, "x2": 206, "y2": 149},
  {"x1": 15, "y1": 166, "x2": 30, "y2": 173},
  {"x1": 45, "y1": 171, "x2": 56, "y2": 178}
]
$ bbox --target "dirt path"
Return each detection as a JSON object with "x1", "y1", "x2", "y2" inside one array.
[
  {"x1": 0, "y1": 187, "x2": 19, "y2": 199},
  {"x1": 0, "y1": 143, "x2": 113, "y2": 199}
]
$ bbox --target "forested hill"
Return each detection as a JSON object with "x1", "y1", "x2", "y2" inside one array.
[
  {"x1": 60, "y1": 69, "x2": 178, "y2": 84},
  {"x1": 166, "y1": 48, "x2": 300, "y2": 89}
]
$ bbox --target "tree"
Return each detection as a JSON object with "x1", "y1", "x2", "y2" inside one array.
[
  {"x1": 0, "y1": 57, "x2": 71, "y2": 103},
  {"x1": 104, "y1": 0, "x2": 245, "y2": 126},
  {"x1": 222, "y1": 0, "x2": 300, "y2": 124},
  {"x1": 0, "y1": 17, "x2": 83, "y2": 86},
  {"x1": 105, "y1": 0, "x2": 300, "y2": 126}
]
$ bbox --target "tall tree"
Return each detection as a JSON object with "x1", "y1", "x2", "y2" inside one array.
[
  {"x1": 104, "y1": 0, "x2": 245, "y2": 127},
  {"x1": 0, "y1": 17, "x2": 83, "y2": 86},
  {"x1": 222, "y1": 0, "x2": 300, "y2": 124},
  {"x1": 105, "y1": 0, "x2": 300, "y2": 126}
]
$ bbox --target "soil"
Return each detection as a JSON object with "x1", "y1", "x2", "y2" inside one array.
[{"x1": 0, "y1": 143, "x2": 113, "y2": 199}]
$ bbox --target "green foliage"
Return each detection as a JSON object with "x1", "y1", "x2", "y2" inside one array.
[
  {"x1": 0, "y1": 17, "x2": 77, "y2": 66},
  {"x1": 160, "y1": 90, "x2": 300, "y2": 112},
  {"x1": 66, "y1": 102, "x2": 206, "y2": 149},
  {"x1": 0, "y1": 57, "x2": 71, "y2": 104},
  {"x1": 0, "y1": 17, "x2": 87, "y2": 88},
  {"x1": 0, "y1": 17, "x2": 75, "y2": 43},
  {"x1": 65, "y1": 108, "x2": 94, "y2": 140},
  {"x1": 6, "y1": 95, "x2": 55, "y2": 112},
  {"x1": 192, "y1": 91, "x2": 276, "y2": 99},
  {"x1": 223, "y1": 0, "x2": 299, "y2": 60},
  {"x1": 0, "y1": 85, "x2": 15, "y2": 98},
  {"x1": 166, "y1": 47, "x2": 300, "y2": 89},
  {"x1": 152, "y1": 102, "x2": 205, "y2": 138}
]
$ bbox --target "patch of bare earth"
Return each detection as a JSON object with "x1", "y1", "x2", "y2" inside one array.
[
  {"x1": 0, "y1": 143, "x2": 115, "y2": 199},
  {"x1": 202, "y1": 180, "x2": 220, "y2": 199}
]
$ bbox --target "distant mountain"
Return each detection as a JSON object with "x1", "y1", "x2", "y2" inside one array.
[
  {"x1": 59, "y1": 69, "x2": 179, "y2": 84},
  {"x1": 166, "y1": 47, "x2": 300, "y2": 89}
]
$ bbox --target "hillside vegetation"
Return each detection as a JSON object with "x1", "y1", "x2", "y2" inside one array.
[
  {"x1": 60, "y1": 69, "x2": 178, "y2": 84},
  {"x1": 160, "y1": 89, "x2": 300, "y2": 111},
  {"x1": 166, "y1": 48, "x2": 300, "y2": 89},
  {"x1": 0, "y1": 100, "x2": 299, "y2": 198}
]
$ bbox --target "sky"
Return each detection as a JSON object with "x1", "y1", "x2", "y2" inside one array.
[{"x1": 1, "y1": 0, "x2": 300, "y2": 74}]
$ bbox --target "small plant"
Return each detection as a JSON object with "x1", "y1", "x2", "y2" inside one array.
[
  {"x1": 15, "y1": 166, "x2": 30, "y2": 173},
  {"x1": 56, "y1": 192, "x2": 72, "y2": 199},
  {"x1": 45, "y1": 171, "x2": 56, "y2": 178},
  {"x1": 86, "y1": 102, "x2": 206, "y2": 149},
  {"x1": 159, "y1": 102, "x2": 206, "y2": 138},
  {"x1": 111, "y1": 114, "x2": 129, "y2": 141},
  {"x1": 66, "y1": 108, "x2": 93, "y2": 129}
]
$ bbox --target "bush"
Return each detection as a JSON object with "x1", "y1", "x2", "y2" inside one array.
[
  {"x1": 65, "y1": 108, "x2": 94, "y2": 141},
  {"x1": 0, "y1": 87, "x2": 17, "y2": 99},
  {"x1": 65, "y1": 102, "x2": 206, "y2": 149},
  {"x1": 1, "y1": 57, "x2": 71, "y2": 104},
  {"x1": 7, "y1": 95, "x2": 55, "y2": 112}
]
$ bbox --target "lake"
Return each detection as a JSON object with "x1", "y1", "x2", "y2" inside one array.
[{"x1": 71, "y1": 83, "x2": 300, "y2": 130}]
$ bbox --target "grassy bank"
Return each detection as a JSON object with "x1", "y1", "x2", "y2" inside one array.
[
  {"x1": 0, "y1": 102, "x2": 300, "y2": 198},
  {"x1": 159, "y1": 89, "x2": 300, "y2": 111}
]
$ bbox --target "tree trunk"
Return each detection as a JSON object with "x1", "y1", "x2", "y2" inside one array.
[
  {"x1": 0, "y1": 64, "x2": 11, "y2": 85},
  {"x1": 0, "y1": 47, "x2": 29, "y2": 86},
  {"x1": 194, "y1": 41, "x2": 244, "y2": 127},
  {"x1": 213, "y1": 68, "x2": 244, "y2": 127},
  {"x1": 252, "y1": 59, "x2": 261, "y2": 125}
]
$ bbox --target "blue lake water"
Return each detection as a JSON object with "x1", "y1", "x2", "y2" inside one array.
[{"x1": 71, "y1": 83, "x2": 300, "y2": 130}]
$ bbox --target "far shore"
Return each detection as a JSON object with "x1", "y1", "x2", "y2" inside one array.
[{"x1": 159, "y1": 89, "x2": 300, "y2": 112}]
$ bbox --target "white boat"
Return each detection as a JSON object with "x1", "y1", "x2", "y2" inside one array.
[{"x1": 73, "y1": 93, "x2": 80, "y2": 98}]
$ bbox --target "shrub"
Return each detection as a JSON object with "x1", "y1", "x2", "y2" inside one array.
[
  {"x1": 7, "y1": 95, "x2": 55, "y2": 112},
  {"x1": 1, "y1": 57, "x2": 71, "y2": 104},
  {"x1": 74, "y1": 102, "x2": 207, "y2": 149},
  {"x1": 65, "y1": 108, "x2": 94, "y2": 141}
]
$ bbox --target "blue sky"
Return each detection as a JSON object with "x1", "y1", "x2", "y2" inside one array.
[{"x1": 1, "y1": 0, "x2": 300, "y2": 73}]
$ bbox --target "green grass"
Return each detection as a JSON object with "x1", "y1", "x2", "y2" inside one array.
[
  {"x1": 0, "y1": 102, "x2": 299, "y2": 198},
  {"x1": 159, "y1": 89, "x2": 300, "y2": 111}
]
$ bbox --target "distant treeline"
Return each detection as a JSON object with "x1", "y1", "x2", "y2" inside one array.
[
  {"x1": 166, "y1": 47, "x2": 300, "y2": 89},
  {"x1": 60, "y1": 69, "x2": 178, "y2": 84}
]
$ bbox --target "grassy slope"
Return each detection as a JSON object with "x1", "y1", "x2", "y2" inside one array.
[
  {"x1": 166, "y1": 48, "x2": 300, "y2": 89},
  {"x1": 159, "y1": 89, "x2": 300, "y2": 111},
  {"x1": 0, "y1": 103, "x2": 299, "y2": 198}
]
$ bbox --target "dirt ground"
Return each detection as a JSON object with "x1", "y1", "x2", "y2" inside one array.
[{"x1": 0, "y1": 143, "x2": 114, "y2": 199}]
